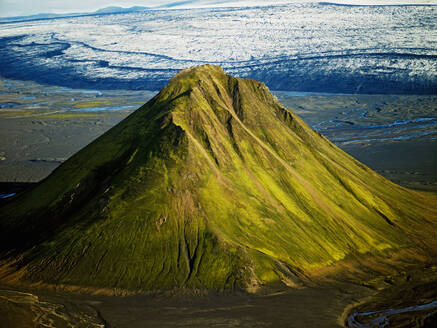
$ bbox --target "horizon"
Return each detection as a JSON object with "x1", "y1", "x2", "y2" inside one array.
[{"x1": 1, "y1": 0, "x2": 436, "y2": 18}]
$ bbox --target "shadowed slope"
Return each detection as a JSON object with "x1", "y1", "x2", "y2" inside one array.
[{"x1": 0, "y1": 65, "x2": 436, "y2": 292}]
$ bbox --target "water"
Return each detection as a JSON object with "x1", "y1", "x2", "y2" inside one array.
[
  {"x1": 347, "y1": 299, "x2": 437, "y2": 328},
  {"x1": 70, "y1": 105, "x2": 136, "y2": 112},
  {"x1": 311, "y1": 103, "x2": 437, "y2": 144},
  {"x1": 0, "y1": 193, "x2": 16, "y2": 199},
  {"x1": 0, "y1": 102, "x2": 21, "y2": 108}
]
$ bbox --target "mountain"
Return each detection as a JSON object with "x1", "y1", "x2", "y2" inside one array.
[
  {"x1": 155, "y1": 1, "x2": 289, "y2": 9},
  {"x1": 0, "y1": 65, "x2": 436, "y2": 293},
  {"x1": 0, "y1": 6, "x2": 149, "y2": 24}
]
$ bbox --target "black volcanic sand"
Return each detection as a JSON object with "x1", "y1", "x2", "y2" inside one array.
[
  {"x1": 0, "y1": 77, "x2": 153, "y2": 183},
  {"x1": 0, "y1": 110, "x2": 131, "y2": 183},
  {"x1": 1, "y1": 266, "x2": 436, "y2": 328},
  {"x1": 0, "y1": 283, "x2": 370, "y2": 328}
]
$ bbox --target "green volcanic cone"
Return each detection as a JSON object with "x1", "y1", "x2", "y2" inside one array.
[{"x1": 0, "y1": 65, "x2": 436, "y2": 292}]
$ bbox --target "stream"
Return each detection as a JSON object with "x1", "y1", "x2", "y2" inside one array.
[
  {"x1": 347, "y1": 299, "x2": 437, "y2": 328},
  {"x1": 311, "y1": 105, "x2": 437, "y2": 145}
]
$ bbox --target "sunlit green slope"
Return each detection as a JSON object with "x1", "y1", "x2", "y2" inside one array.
[{"x1": 0, "y1": 65, "x2": 436, "y2": 292}]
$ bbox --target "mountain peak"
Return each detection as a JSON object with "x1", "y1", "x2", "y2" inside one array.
[
  {"x1": 172, "y1": 64, "x2": 225, "y2": 79},
  {"x1": 152, "y1": 64, "x2": 276, "y2": 123},
  {"x1": 154, "y1": 64, "x2": 230, "y2": 105},
  {"x1": 1, "y1": 66, "x2": 436, "y2": 293}
]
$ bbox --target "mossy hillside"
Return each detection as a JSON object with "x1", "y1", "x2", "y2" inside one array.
[
  {"x1": 0, "y1": 65, "x2": 436, "y2": 292},
  {"x1": 0, "y1": 69, "x2": 248, "y2": 291}
]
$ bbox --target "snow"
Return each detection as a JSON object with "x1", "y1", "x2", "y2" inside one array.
[{"x1": 0, "y1": 2, "x2": 435, "y2": 93}]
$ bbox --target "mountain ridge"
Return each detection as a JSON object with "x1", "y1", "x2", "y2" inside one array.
[{"x1": 0, "y1": 65, "x2": 436, "y2": 293}]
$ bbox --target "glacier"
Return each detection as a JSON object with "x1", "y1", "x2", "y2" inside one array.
[{"x1": 0, "y1": 2, "x2": 436, "y2": 93}]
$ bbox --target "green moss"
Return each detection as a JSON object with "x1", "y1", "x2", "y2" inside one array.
[{"x1": 1, "y1": 65, "x2": 436, "y2": 292}]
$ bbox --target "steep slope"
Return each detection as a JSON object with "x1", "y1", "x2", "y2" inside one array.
[{"x1": 0, "y1": 65, "x2": 436, "y2": 292}]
